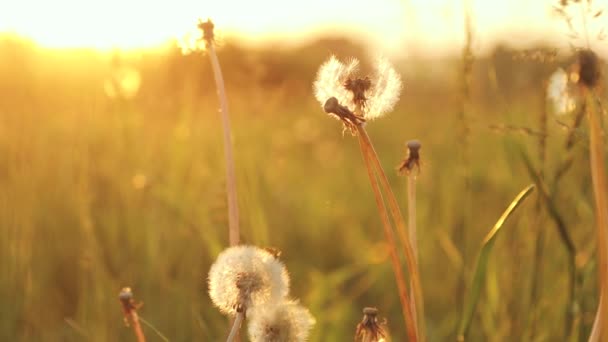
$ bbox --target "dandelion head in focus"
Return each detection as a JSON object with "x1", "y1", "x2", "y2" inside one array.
[
  {"x1": 547, "y1": 68, "x2": 577, "y2": 115},
  {"x1": 208, "y1": 245, "x2": 290, "y2": 316},
  {"x1": 355, "y1": 307, "x2": 388, "y2": 342},
  {"x1": 313, "y1": 55, "x2": 402, "y2": 122},
  {"x1": 248, "y1": 300, "x2": 316, "y2": 342}
]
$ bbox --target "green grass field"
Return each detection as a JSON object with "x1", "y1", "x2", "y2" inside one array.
[{"x1": 0, "y1": 36, "x2": 604, "y2": 341}]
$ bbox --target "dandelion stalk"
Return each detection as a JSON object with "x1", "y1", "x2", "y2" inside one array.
[
  {"x1": 586, "y1": 89, "x2": 608, "y2": 340},
  {"x1": 356, "y1": 130, "x2": 418, "y2": 342},
  {"x1": 226, "y1": 311, "x2": 244, "y2": 342},
  {"x1": 314, "y1": 55, "x2": 422, "y2": 340},
  {"x1": 201, "y1": 19, "x2": 240, "y2": 246},
  {"x1": 357, "y1": 125, "x2": 426, "y2": 341}
]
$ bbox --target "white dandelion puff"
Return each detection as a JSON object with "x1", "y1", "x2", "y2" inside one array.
[
  {"x1": 547, "y1": 68, "x2": 576, "y2": 115},
  {"x1": 366, "y1": 57, "x2": 402, "y2": 120},
  {"x1": 208, "y1": 245, "x2": 290, "y2": 316},
  {"x1": 313, "y1": 55, "x2": 402, "y2": 121},
  {"x1": 314, "y1": 55, "x2": 359, "y2": 110},
  {"x1": 248, "y1": 300, "x2": 316, "y2": 342}
]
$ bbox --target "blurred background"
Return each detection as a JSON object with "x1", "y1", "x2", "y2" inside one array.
[{"x1": 1, "y1": 0, "x2": 608, "y2": 340}]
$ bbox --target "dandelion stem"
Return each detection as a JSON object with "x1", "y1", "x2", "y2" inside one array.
[
  {"x1": 205, "y1": 23, "x2": 240, "y2": 246},
  {"x1": 586, "y1": 91, "x2": 608, "y2": 340},
  {"x1": 357, "y1": 125, "x2": 425, "y2": 342},
  {"x1": 408, "y1": 172, "x2": 418, "y2": 264},
  {"x1": 226, "y1": 311, "x2": 244, "y2": 342},
  {"x1": 356, "y1": 129, "x2": 418, "y2": 342},
  {"x1": 407, "y1": 170, "x2": 419, "y2": 330}
]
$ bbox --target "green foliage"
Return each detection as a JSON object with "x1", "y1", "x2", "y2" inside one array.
[{"x1": 457, "y1": 184, "x2": 535, "y2": 340}]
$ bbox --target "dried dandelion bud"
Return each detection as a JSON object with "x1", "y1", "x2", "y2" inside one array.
[
  {"x1": 313, "y1": 55, "x2": 402, "y2": 120},
  {"x1": 208, "y1": 245, "x2": 290, "y2": 316},
  {"x1": 398, "y1": 140, "x2": 422, "y2": 174},
  {"x1": 355, "y1": 307, "x2": 388, "y2": 342},
  {"x1": 577, "y1": 49, "x2": 601, "y2": 89},
  {"x1": 547, "y1": 68, "x2": 576, "y2": 115},
  {"x1": 248, "y1": 300, "x2": 316, "y2": 342},
  {"x1": 198, "y1": 19, "x2": 215, "y2": 43}
]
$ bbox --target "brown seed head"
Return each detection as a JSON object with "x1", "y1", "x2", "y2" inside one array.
[
  {"x1": 198, "y1": 19, "x2": 215, "y2": 42},
  {"x1": 578, "y1": 49, "x2": 601, "y2": 89},
  {"x1": 344, "y1": 77, "x2": 372, "y2": 108},
  {"x1": 355, "y1": 307, "x2": 387, "y2": 342},
  {"x1": 398, "y1": 139, "x2": 422, "y2": 175}
]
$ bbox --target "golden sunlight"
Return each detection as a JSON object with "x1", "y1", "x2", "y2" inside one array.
[{"x1": 1, "y1": 0, "x2": 607, "y2": 55}]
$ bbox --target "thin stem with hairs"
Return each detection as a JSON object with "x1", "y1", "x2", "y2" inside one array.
[{"x1": 201, "y1": 19, "x2": 240, "y2": 246}]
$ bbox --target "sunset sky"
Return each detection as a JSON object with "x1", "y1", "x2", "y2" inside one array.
[{"x1": 1, "y1": 0, "x2": 607, "y2": 56}]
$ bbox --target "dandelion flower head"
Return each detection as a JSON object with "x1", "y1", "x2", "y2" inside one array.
[
  {"x1": 208, "y1": 245, "x2": 290, "y2": 316},
  {"x1": 248, "y1": 300, "x2": 316, "y2": 342},
  {"x1": 314, "y1": 55, "x2": 402, "y2": 120}
]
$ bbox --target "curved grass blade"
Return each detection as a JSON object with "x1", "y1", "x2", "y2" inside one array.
[{"x1": 457, "y1": 184, "x2": 535, "y2": 341}]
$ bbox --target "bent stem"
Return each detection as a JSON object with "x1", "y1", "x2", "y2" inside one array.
[
  {"x1": 357, "y1": 132, "x2": 418, "y2": 342},
  {"x1": 357, "y1": 125, "x2": 426, "y2": 342},
  {"x1": 206, "y1": 31, "x2": 240, "y2": 246},
  {"x1": 226, "y1": 311, "x2": 244, "y2": 342}
]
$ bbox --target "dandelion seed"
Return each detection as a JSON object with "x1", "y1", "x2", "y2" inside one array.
[
  {"x1": 248, "y1": 300, "x2": 315, "y2": 342},
  {"x1": 313, "y1": 55, "x2": 402, "y2": 121},
  {"x1": 314, "y1": 55, "x2": 360, "y2": 111},
  {"x1": 208, "y1": 245, "x2": 289, "y2": 316},
  {"x1": 547, "y1": 68, "x2": 577, "y2": 115}
]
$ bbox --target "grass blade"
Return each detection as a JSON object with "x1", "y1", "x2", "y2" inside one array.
[{"x1": 457, "y1": 184, "x2": 535, "y2": 341}]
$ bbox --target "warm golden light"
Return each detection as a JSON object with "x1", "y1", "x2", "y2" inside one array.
[{"x1": 1, "y1": 0, "x2": 607, "y2": 55}]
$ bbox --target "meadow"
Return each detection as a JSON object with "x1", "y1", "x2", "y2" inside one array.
[{"x1": 0, "y1": 33, "x2": 606, "y2": 341}]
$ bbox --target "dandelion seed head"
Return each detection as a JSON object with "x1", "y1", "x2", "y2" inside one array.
[
  {"x1": 314, "y1": 55, "x2": 359, "y2": 111},
  {"x1": 366, "y1": 57, "x2": 402, "y2": 120},
  {"x1": 248, "y1": 300, "x2": 316, "y2": 342},
  {"x1": 547, "y1": 68, "x2": 576, "y2": 115},
  {"x1": 313, "y1": 55, "x2": 402, "y2": 122},
  {"x1": 208, "y1": 245, "x2": 289, "y2": 316}
]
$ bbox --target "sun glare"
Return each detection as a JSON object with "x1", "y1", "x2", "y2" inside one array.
[
  {"x1": 1, "y1": 0, "x2": 607, "y2": 55},
  {"x1": 0, "y1": 0, "x2": 406, "y2": 51}
]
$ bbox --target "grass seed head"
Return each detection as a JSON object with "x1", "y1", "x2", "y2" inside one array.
[{"x1": 208, "y1": 245, "x2": 290, "y2": 316}]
